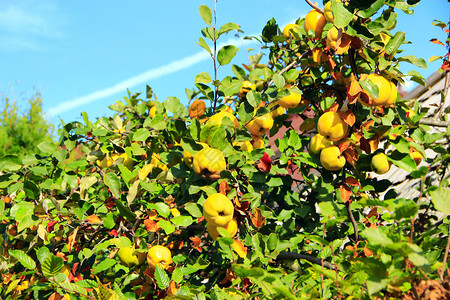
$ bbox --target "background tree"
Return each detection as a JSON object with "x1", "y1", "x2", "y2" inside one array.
[{"x1": 0, "y1": 92, "x2": 54, "y2": 158}]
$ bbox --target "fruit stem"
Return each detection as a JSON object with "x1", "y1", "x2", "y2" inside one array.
[{"x1": 304, "y1": 0, "x2": 324, "y2": 14}]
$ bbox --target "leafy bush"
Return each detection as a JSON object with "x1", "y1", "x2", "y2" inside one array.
[{"x1": 1, "y1": 1, "x2": 449, "y2": 299}]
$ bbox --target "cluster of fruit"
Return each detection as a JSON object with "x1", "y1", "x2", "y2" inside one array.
[
  {"x1": 280, "y1": 1, "x2": 423, "y2": 175},
  {"x1": 203, "y1": 193, "x2": 238, "y2": 240},
  {"x1": 117, "y1": 244, "x2": 172, "y2": 270}
]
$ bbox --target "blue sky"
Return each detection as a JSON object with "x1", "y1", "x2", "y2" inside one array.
[{"x1": 1, "y1": 0, "x2": 448, "y2": 125}]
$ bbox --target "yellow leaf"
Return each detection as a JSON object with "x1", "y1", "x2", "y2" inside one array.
[{"x1": 231, "y1": 239, "x2": 247, "y2": 258}]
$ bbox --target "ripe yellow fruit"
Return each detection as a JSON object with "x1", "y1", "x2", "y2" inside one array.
[
  {"x1": 278, "y1": 88, "x2": 303, "y2": 109},
  {"x1": 193, "y1": 148, "x2": 226, "y2": 180},
  {"x1": 309, "y1": 133, "x2": 333, "y2": 154},
  {"x1": 97, "y1": 153, "x2": 133, "y2": 170},
  {"x1": 203, "y1": 193, "x2": 234, "y2": 227},
  {"x1": 304, "y1": 9, "x2": 327, "y2": 39},
  {"x1": 384, "y1": 81, "x2": 398, "y2": 106},
  {"x1": 233, "y1": 141, "x2": 253, "y2": 152},
  {"x1": 283, "y1": 23, "x2": 299, "y2": 38},
  {"x1": 246, "y1": 113, "x2": 274, "y2": 136},
  {"x1": 317, "y1": 111, "x2": 349, "y2": 141},
  {"x1": 238, "y1": 80, "x2": 256, "y2": 98},
  {"x1": 207, "y1": 111, "x2": 240, "y2": 128},
  {"x1": 147, "y1": 245, "x2": 172, "y2": 270},
  {"x1": 149, "y1": 105, "x2": 157, "y2": 118},
  {"x1": 117, "y1": 246, "x2": 146, "y2": 267},
  {"x1": 320, "y1": 146, "x2": 346, "y2": 171},
  {"x1": 252, "y1": 137, "x2": 265, "y2": 149},
  {"x1": 371, "y1": 152, "x2": 390, "y2": 174},
  {"x1": 268, "y1": 101, "x2": 286, "y2": 118},
  {"x1": 324, "y1": 0, "x2": 341, "y2": 23},
  {"x1": 326, "y1": 26, "x2": 339, "y2": 50},
  {"x1": 207, "y1": 219, "x2": 238, "y2": 240},
  {"x1": 360, "y1": 74, "x2": 397, "y2": 107},
  {"x1": 183, "y1": 142, "x2": 209, "y2": 168},
  {"x1": 311, "y1": 48, "x2": 328, "y2": 64}
]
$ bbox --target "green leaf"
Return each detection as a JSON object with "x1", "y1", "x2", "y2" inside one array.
[
  {"x1": 37, "y1": 141, "x2": 57, "y2": 155},
  {"x1": 398, "y1": 55, "x2": 427, "y2": 69},
  {"x1": 197, "y1": 37, "x2": 212, "y2": 54},
  {"x1": 198, "y1": 5, "x2": 212, "y2": 25},
  {"x1": 115, "y1": 198, "x2": 136, "y2": 221},
  {"x1": 431, "y1": 188, "x2": 450, "y2": 215},
  {"x1": 361, "y1": 227, "x2": 393, "y2": 246},
  {"x1": 385, "y1": 31, "x2": 405, "y2": 56},
  {"x1": 126, "y1": 180, "x2": 140, "y2": 205},
  {"x1": 42, "y1": 254, "x2": 64, "y2": 277},
  {"x1": 172, "y1": 268, "x2": 184, "y2": 284},
  {"x1": 0, "y1": 155, "x2": 22, "y2": 172},
  {"x1": 195, "y1": 72, "x2": 212, "y2": 84},
  {"x1": 133, "y1": 128, "x2": 150, "y2": 141},
  {"x1": 171, "y1": 215, "x2": 193, "y2": 227},
  {"x1": 158, "y1": 219, "x2": 175, "y2": 234},
  {"x1": 356, "y1": 0, "x2": 384, "y2": 18},
  {"x1": 272, "y1": 74, "x2": 285, "y2": 89},
  {"x1": 8, "y1": 250, "x2": 36, "y2": 270},
  {"x1": 104, "y1": 172, "x2": 121, "y2": 198},
  {"x1": 246, "y1": 90, "x2": 261, "y2": 108},
  {"x1": 201, "y1": 27, "x2": 216, "y2": 41},
  {"x1": 217, "y1": 45, "x2": 238, "y2": 66},
  {"x1": 155, "y1": 265, "x2": 170, "y2": 289},
  {"x1": 218, "y1": 22, "x2": 240, "y2": 36},
  {"x1": 261, "y1": 18, "x2": 277, "y2": 43},
  {"x1": 333, "y1": 1, "x2": 353, "y2": 28},
  {"x1": 388, "y1": 150, "x2": 416, "y2": 172},
  {"x1": 94, "y1": 258, "x2": 117, "y2": 274},
  {"x1": 60, "y1": 282, "x2": 88, "y2": 297},
  {"x1": 185, "y1": 202, "x2": 203, "y2": 218}
]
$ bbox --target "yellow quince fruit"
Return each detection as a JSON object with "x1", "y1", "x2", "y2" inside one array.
[
  {"x1": 246, "y1": 113, "x2": 274, "y2": 136},
  {"x1": 207, "y1": 218, "x2": 238, "y2": 240},
  {"x1": 147, "y1": 245, "x2": 172, "y2": 270},
  {"x1": 193, "y1": 148, "x2": 226, "y2": 180},
  {"x1": 317, "y1": 111, "x2": 349, "y2": 141},
  {"x1": 203, "y1": 193, "x2": 234, "y2": 227},
  {"x1": 320, "y1": 145, "x2": 346, "y2": 171},
  {"x1": 309, "y1": 133, "x2": 333, "y2": 154},
  {"x1": 371, "y1": 152, "x2": 391, "y2": 174}
]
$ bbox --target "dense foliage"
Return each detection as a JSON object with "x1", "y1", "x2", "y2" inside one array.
[{"x1": 1, "y1": 0, "x2": 449, "y2": 299}]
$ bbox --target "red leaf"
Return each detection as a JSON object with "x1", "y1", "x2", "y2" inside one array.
[
  {"x1": 190, "y1": 237, "x2": 203, "y2": 253},
  {"x1": 109, "y1": 229, "x2": 118, "y2": 237},
  {"x1": 441, "y1": 60, "x2": 450, "y2": 71},
  {"x1": 339, "y1": 185, "x2": 352, "y2": 203},
  {"x1": 256, "y1": 152, "x2": 271, "y2": 172},
  {"x1": 144, "y1": 219, "x2": 160, "y2": 232},
  {"x1": 46, "y1": 221, "x2": 58, "y2": 232},
  {"x1": 345, "y1": 177, "x2": 360, "y2": 187},
  {"x1": 430, "y1": 38, "x2": 445, "y2": 46},
  {"x1": 219, "y1": 180, "x2": 231, "y2": 196},
  {"x1": 251, "y1": 208, "x2": 266, "y2": 228}
]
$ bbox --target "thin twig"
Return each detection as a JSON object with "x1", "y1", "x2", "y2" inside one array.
[
  {"x1": 305, "y1": 0, "x2": 324, "y2": 14},
  {"x1": 212, "y1": 0, "x2": 219, "y2": 113},
  {"x1": 346, "y1": 201, "x2": 359, "y2": 242},
  {"x1": 260, "y1": 49, "x2": 311, "y2": 95},
  {"x1": 277, "y1": 252, "x2": 340, "y2": 271},
  {"x1": 439, "y1": 225, "x2": 450, "y2": 282}
]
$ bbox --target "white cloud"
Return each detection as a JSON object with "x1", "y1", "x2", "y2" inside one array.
[
  {"x1": 0, "y1": 1, "x2": 64, "y2": 51},
  {"x1": 48, "y1": 35, "x2": 259, "y2": 117}
]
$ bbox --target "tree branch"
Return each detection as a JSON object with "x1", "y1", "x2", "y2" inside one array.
[
  {"x1": 305, "y1": 0, "x2": 324, "y2": 14},
  {"x1": 418, "y1": 118, "x2": 450, "y2": 127},
  {"x1": 277, "y1": 252, "x2": 340, "y2": 271},
  {"x1": 346, "y1": 201, "x2": 359, "y2": 242}
]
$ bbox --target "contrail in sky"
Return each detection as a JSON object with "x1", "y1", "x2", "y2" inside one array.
[{"x1": 48, "y1": 35, "x2": 259, "y2": 117}]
